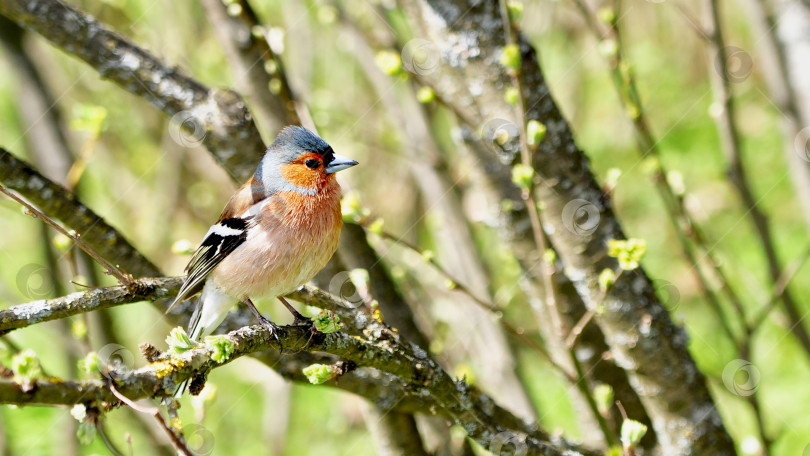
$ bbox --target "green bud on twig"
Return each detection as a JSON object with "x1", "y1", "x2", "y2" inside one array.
[
  {"x1": 166, "y1": 327, "x2": 197, "y2": 354},
  {"x1": 504, "y1": 87, "x2": 519, "y2": 106},
  {"x1": 367, "y1": 218, "x2": 384, "y2": 234},
  {"x1": 507, "y1": 1, "x2": 524, "y2": 23},
  {"x1": 314, "y1": 310, "x2": 342, "y2": 334},
  {"x1": 80, "y1": 352, "x2": 99, "y2": 374},
  {"x1": 70, "y1": 104, "x2": 108, "y2": 135},
  {"x1": 500, "y1": 44, "x2": 521, "y2": 71},
  {"x1": 621, "y1": 419, "x2": 648, "y2": 449},
  {"x1": 593, "y1": 384, "x2": 614, "y2": 416},
  {"x1": 511, "y1": 164, "x2": 535, "y2": 191},
  {"x1": 204, "y1": 335, "x2": 235, "y2": 363},
  {"x1": 303, "y1": 364, "x2": 337, "y2": 385},
  {"x1": 417, "y1": 86, "x2": 435, "y2": 104},
  {"x1": 375, "y1": 51, "x2": 403, "y2": 76},
  {"x1": 607, "y1": 238, "x2": 647, "y2": 271},
  {"x1": 71, "y1": 319, "x2": 88, "y2": 339},
  {"x1": 53, "y1": 233, "x2": 72, "y2": 252},
  {"x1": 12, "y1": 349, "x2": 42, "y2": 381},
  {"x1": 543, "y1": 249, "x2": 556, "y2": 265},
  {"x1": 598, "y1": 268, "x2": 616, "y2": 292},
  {"x1": 341, "y1": 192, "x2": 371, "y2": 223},
  {"x1": 597, "y1": 6, "x2": 617, "y2": 24},
  {"x1": 526, "y1": 120, "x2": 546, "y2": 146},
  {"x1": 226, "y1": 3, "x2": 242, "y2": 16},
  {"x1": 77, "y1": 421, "x2": 96, "y2": 445}
]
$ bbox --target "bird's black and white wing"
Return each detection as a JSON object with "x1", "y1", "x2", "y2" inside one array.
[{"x1": 167, "y1": 217, "x2": 252, "y2": 311}]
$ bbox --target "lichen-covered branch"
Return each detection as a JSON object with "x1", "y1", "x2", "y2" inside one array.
[
  {"x1": 413, "y1": 0, "x2": 735, "y2": 453},
  {"x1": 0, "y1": 317, "x2": 591, "y2": 455},
  {"x1": 1, "y1": 278, "x2": 595, "y2": 456},
  {"x1": 0, "y1": 0, "x2": 265, "y2": 183},
  {"x1": 0, "y1": 277, "x2": 181, "y2": 335}
]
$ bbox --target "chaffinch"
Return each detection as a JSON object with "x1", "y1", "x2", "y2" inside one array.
[{"x1": 168, "y1": 126, "x2": 357, "y2": 345}]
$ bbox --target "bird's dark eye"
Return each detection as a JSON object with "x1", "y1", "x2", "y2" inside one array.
[{"x1": 305, "y1": 159, "x2": 320, "y2": 169}]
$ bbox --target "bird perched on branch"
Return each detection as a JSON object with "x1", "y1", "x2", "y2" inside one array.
[{"x1": 168, "y1": 126, "x2": 357, "y2": 343}]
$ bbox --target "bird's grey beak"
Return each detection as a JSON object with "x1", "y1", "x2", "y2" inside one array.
[{"x1": 326, "y1": 154, "x2": 359, "y2": 174}]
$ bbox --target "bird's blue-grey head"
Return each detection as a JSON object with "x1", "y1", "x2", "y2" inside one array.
[{"x1": 254, "y1": 126, "x2": 357, "y2": 196}]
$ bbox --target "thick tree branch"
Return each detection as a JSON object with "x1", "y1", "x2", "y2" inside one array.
[
  {"x1": 0, "y1": 148, "x2": 160, "y2": 278},
  {"x1": 1, "y1": 307, "x2": 593, "y2": 455},
  {"x1": 1, "y1": 279, "x2": 596, "y2": 456},
  {"x1": 0, "y1": 0, "x2": 265, "y2": 183},
  {"x1": 413, "y1": 0, "x2": 735, "y2": 453},
  {"x1": 198, "y1": 0, "x2": 300, "y2": 136}
]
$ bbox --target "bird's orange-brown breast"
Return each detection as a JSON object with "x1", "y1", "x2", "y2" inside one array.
[{"x1": 210, "y1": 179, "x2": 343, "y2": 299}]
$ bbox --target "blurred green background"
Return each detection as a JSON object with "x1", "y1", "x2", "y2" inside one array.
[{"x1": 1, "y1": 0, "x2": 809, "y2": 455}]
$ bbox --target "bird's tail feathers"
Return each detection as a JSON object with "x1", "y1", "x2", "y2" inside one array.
[{"x1": 174, "y1": 285, "x2": 234, "y2": 398}]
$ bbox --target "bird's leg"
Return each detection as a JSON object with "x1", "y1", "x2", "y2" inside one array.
[
  {"x1": 278, "y1": 297, "x2": 312, "y2": 326},
  {"x1": 245, "y1": 298, "x2": 282, "y2": 348}
]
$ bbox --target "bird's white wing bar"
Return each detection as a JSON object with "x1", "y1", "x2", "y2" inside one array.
[{"x1": 166, "y1": 217, "x2": 253, "y2": 312}]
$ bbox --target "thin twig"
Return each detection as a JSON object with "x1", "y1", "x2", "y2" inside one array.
[
  {"x1": 109, "y1": 384, "x2": 192, "y2": 456},
  {"x1": 374, "y1": 229, "x2": 577, "y2": 381},
  {"x1": 702, "y1": 0, "x2": 810, "y2": 365},
  {"x1": 572, "y1": 0, "x2": 744, "y2": 350},
  {"x1": 749, "y1": 246, "x2": 810, "y2": 333},
  {"x1": 565, "y1": 270, "x2": 624, "y2": 348},
  {"x1": 0, "y1": 184, "x2": 131, "y2": 285}
]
